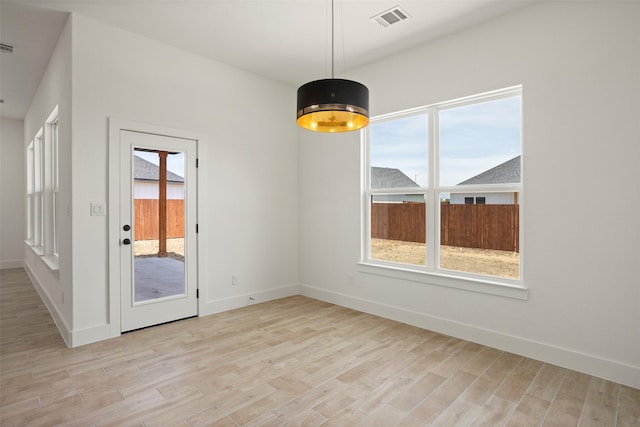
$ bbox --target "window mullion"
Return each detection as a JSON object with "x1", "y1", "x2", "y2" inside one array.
[
  {"x1": 427, "y1": 108, "x2": 437, "y2": 270},
  {"x1": 361, "y1": 129, "x2": 370, "y2": 262}
]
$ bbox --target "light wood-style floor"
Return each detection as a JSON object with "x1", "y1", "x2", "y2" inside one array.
[{"x1": 1, "y1": 268, "x2": 638, "y2": 427}]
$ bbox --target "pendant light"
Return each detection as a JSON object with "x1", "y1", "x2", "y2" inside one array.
[{"x1": 297, "y1": 0, "x2": 369, "y2": 133}]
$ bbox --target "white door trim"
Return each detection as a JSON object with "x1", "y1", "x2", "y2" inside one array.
[{"x1": 108, "y1": 118, "x2": 207, "y2": 338}]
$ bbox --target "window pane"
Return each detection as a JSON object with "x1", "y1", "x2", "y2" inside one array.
[
  {"x1": 53, "y1": 192, "x2": 58, "y2": 256},
  {"x1": 52, "y1": 120, "x2": 59, "y2": 190},
  {"x1": 51, "y1": 119, "x2": 59, "y2": 257},
  {"x1": 35, "y1": 133, "x2": 44, "y2": 246},
  {"x1": 440, "y1": 193, "x2": 519, "y2": 279},
  {"x1": 370, "y1": 113, "x2": 428, "y2": 188},
  {"x1": 370, "y1": 195, "x2": 426, "y2": 266},
  {"x1": 439, "y1": 96, "x2": 521, "y2": 187},
  {"x1": 26, "y1": 142, "x2": 34, "y2": 242}
]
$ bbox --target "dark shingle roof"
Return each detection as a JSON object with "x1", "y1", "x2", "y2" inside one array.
[
  {"x1": 371, "y1": 167, "x2": 420, "y2": 189},
  {"x1": 134, "y1": 155, "x2": 184, "y2": 183},
  {"x1": 457, "y1": 155, "x2": 520, "y2": 185}
]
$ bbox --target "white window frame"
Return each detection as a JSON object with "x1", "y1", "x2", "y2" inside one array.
[
  {"x1": 46, "y1": 107, "x2": 59, "y2": 257},
  {"x1": 32, "y1": 128, "x2": 45, "y2": 254},
  {"x1": 42, "y1": 106, "x2": 60, "y2": 270},
  {"x1": 26, "y1": 140, "x2": 35, "y2": 245},
  {"x1": 360, "y1": 86, "x2": 527, "y2": 300},
  {"x1": 52, "y1": 117, "x2": 59, "y2": 257}
]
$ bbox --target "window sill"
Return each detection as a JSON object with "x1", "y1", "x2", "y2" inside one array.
[
  {"x1": 41, "y1": 255, "x2": 59, "y2": 272},
  {"x1": 29, "y1": 244, "x2": 45, "y2": 256},
  {"x1": 26, "y1": 243, "x2": 60, "y2": 272},
  {"x1": 357, "y1": 262, "x2": 528, "y2": 300}
]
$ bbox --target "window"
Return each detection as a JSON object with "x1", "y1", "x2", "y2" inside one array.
[
  {"x1": 364, "y1": 87, "x2": 522, "y2": 283},
  {"x1": 26, "y1": 106, "x2": 60, "y2": 269},
  {"x1": 34, "y1": 129, "x2": 45, "y2": 251},
  {"x1": 26, "y1": 141, "x2": 34, "y2": 244},
  {"x1": 49, "y1": 115, "x2": 59, "y2": 258},
  {"x1": 463, "y1": 196, "x2": 487, "y2": 205}
]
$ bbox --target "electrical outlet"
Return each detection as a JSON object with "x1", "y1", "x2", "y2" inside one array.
[
  {"x1": 232, "y1": 274, "x2": 239, "y2": 286},
  {"x1": 347, "y1": 274, "x2": 354, "y2": 286}
]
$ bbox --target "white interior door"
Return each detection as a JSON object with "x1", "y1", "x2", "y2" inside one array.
[{"x1": 120, "y1": 130, "x2": 197, "y2": 332}]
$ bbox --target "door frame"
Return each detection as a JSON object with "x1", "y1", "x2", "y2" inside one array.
[{"x1": 108, "y1": 118, "x2": 207, "y2": 337}]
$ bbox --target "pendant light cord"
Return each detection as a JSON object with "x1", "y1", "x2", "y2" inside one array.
[{"x1": 331, "y1": 0, "x2": 335, "y2": 79}]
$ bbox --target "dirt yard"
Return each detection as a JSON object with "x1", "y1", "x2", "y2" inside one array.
[
  {"x1": 133, "y1": 238, "x2": 518, "y2": 279},
  {"x1": 371, "y1": 238, "x2": 519, "y2": 279},
  {"x1": 134, "y1": 238, "x2": 185, "y2": 259}
]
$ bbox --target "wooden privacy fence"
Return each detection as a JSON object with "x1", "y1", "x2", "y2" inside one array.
[
  {"x1": 371, "y1": 202, "x2": 519, "y2": 252},
  {"x1": 134, "y1": 199, "x2": 184, "y2": 240},
  {"x1": 371, "y1": 202, "x2": 426, "y2": 244}
]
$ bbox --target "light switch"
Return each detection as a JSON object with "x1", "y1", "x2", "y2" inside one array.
[{"x1": 90, "y1": 203, "x2": 106, "y2": 216}]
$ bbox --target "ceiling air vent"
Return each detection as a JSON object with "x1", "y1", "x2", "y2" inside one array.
[
  {"x1": 1, "y1": 43, "x2": 14, "y2": 54},
  {"x1": 371, "y1": 6, "x2": 410, "y2": 28}
]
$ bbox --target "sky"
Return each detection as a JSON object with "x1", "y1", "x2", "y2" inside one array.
[
  {"x1": 134, "y1": 150, "x2": 185, "y2": 178},
  {"x1": 370, "y1": 95, "x2": 521, "y2": 188}
]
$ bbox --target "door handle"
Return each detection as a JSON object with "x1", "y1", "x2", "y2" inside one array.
[{"x1": 122, "y1": 238, "x2": 131, "y2": 245}]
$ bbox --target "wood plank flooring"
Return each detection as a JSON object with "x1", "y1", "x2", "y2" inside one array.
[{"x1": 1, "y1": 268, "x2": 638, "y2": 426}]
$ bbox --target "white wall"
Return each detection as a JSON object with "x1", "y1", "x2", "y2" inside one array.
[
  {"x1": 299, "y1": 1, "x2": 640, "y2": 388},
  {"x1": 68, "y1": 14, "x2": 299, "y2": 344},
  {"x1": 22, "y1": 15, "x2": 73, "y2": 343},
  {"x1": 0, "y1": 118, "x2": 25, "y2": 269}
]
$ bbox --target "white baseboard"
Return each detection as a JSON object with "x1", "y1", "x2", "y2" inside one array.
[
  {"x1": 24, "y1": 264, "x2": 72, "y2": 347},
  {"x1": 300, "y1": 284, "x2": 640, "y2": 390},
  {"x1": 71, "y1": 324, "x2": 116, "y2": 347},
  {"x1": 1, "y1": 259, "x2": 24, "y2": 269},
  {"x1": 67, "y1": 285, "x2": 301, "y2": 347},
  {"x1": 200, "y1": 284, "x2": 300, "y2": 317},
  {"x1": 23, "y1": 282, "x2": 301, "y2": 348}
]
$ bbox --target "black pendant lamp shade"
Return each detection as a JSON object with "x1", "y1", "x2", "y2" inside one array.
[
  {"x1": 296, "y1": 0, "x2": 370, "y2": 133},
  {"x1": 297, "y1": 78, "x2": 369, "y2": 133}
]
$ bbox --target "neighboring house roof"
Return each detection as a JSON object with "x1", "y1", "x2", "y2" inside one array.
[
  {"x1": 134, "y1": 155, "x2": 184, "y2": 183},
  {"x1": 457, "y1": 155, "x2": 521, "y2": 185},
  {"x1": 371, "y1": 167, "x2": 420, "y2": 189}
]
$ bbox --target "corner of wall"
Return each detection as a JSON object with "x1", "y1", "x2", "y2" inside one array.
[{"x1": 199, "y1": 284, "x2": 300, "y2": 317}]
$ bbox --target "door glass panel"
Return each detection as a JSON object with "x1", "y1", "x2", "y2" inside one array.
[{"x1": 132, "y1": 149, "x2": 186, "y2": 303}]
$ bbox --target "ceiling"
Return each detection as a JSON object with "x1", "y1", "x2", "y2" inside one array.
[{"x1": 0, "y1": 0, "x2": 534, "y2": 120}]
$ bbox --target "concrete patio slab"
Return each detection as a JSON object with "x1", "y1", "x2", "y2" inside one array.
[{"x1": 134, "y1": 256, "x2": 185, "y2": 302}]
